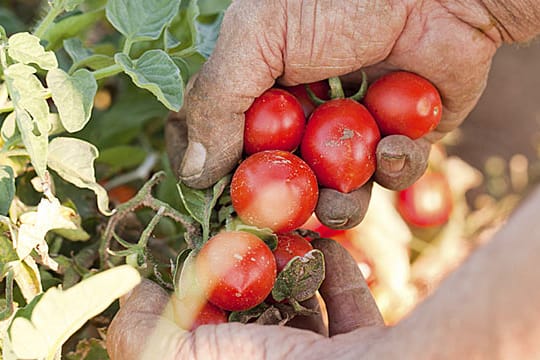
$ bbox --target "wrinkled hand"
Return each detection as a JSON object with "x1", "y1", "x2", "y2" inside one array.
[
  {"x1": 166, "y1": 0, "x2": 499, "y2": 228},
  {"x1": 107, "y1": 238, "x2": 384, "y2": 360}
]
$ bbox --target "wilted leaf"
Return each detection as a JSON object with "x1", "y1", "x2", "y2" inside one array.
[
  {"x1": 0, "y1": 166, "x2": 15, "y2": 216},
  {"x1": 106, "y1": 0, "x2": 181, "y2": 42},
  {"x1": 271, "y1": 249, "x2": 325, "y2": 303},
  {"x1": 229, "y1": 303, "x2": 270, "y2": 323},
  {"x1": 7, "y1": 32, "x2": 58, "y2": 70},
  {"x1": 9, "y1": 265, "x2": 140, "y2": 359},
  {"x1": 47, "y1": 137, "x2": 112, "y2": 216},
  {"x1": 115, "y1": 50, "x2": 184, "y2": 111},
  {"x1": 47, "y1": 68, "x2": 97, "y2": 133}
]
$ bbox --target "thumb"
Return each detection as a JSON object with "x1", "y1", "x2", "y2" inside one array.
[{"x1": 177, "y1": 0, "x2": 285, "y2": 188}]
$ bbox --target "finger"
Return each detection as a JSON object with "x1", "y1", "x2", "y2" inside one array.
[
  {"x1": 286, "y1": 296, "x2": 328, "y2": 337},
  {"x1": 315, "y1": 183, "x2": 373, "y2": 230},
  {"x1": 165, "y1": 110, "x2": 188, "y2": 180},
  {"x1": 311, "y1": 238, "x2": 384, "y2": 336},
  {"x1": 374, "y1": 135, "x2": 431, "y2": 191},
  {"x1": 178, "y1": 0, "x2": 286, "y2": 188},
  {"x1": 107, "y1": 280, "x2": 174, "y2": 360}
]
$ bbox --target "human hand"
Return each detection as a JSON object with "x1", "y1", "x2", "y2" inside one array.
[
  {"x1": 166, "y1": 0, "x2": 503, "y2": 228},
  {"x1": 106, "y1": 238, "x2": 385, "y2": 360}
]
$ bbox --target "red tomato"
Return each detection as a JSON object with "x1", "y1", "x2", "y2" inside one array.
[
  {"x1": 301, "y1": 215, "x2": 346, "y2": 240},
  {"x1": 195, "y1": 231, "x2": 277, "y2": 311},
  {"x1": 396, "y1": 171, "x2": 453, "y2": 227},
  {"x1": 174, "y1": 298, "x2": 228, "y2": 331},
  {"x1": 284, "y1": 81, "x2": 330, "y2": 117},
  {"x1": 243, "y1": 88, "x2": 305, "y2": 155},
  {"x1": 363, "y1": 71, "x2": 442, "y2": 140},
  {"x1": 231, "y1": 150, "x2": 319, "y2": 233},
  {"x1": 300, "y1": 99, "x2": 380, "y2": 193},
  {"x1": 273, "y1": 233, "x2": 313, "y2": 272}
]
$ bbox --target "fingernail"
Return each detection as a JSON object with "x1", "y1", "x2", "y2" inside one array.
[
  {"x1": 179, "y1": 141, "x2": 207, "y2": 179},
  {"x1": 379, "y1": 154, "x2": 406, "y2": 173}
]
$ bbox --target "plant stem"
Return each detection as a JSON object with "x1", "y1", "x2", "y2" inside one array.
[
  {"x1": 34, "y1": 6, "x2": 62, "y2": 39},
  {"x1": 92, "y1": 63, "x2": 123, "y2": 80},
  {"x1": 122, "y1": 38, "x2": 133, "y2": 55},
  {"x1": 328, "y1": 77, "x2": 345, "y2": 99},
  {"x1": 139, "y1": 206, "x2": 165, "y2": 248}
]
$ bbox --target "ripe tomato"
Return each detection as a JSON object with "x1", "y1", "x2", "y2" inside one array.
[
  {"x1": 243, "y1": 88, "x2": 305, "y2": 155},
  {"x1": 363, "y1": 71, "x2": 442, "y2": 140},
  {"x1": 195, "y1": 231, "x2": 277, "y2": 311},
  {"x1": 273, "y1": 233, "x2": 313, "y2": 272},
  {"x1": 107, "y1": 185, "x2": 137, "y2": 203},
  {"x1": 174, "y1": 298, "x2": 228, "y2": 331},
  {"x1": 396, "y1": 171, "x2": 453, "y2": 227},
  {"x1": 301, "y1": 215, "x2": 346, "y2": 240},
  {"x1": 300, "y1": 99, "x2": 380, "y2": 193},
  {"x1": 283, "y1": 81, "x2": 330, "y2": 117},
  {"x1": 231, "y1": 150, "x2": 319, "y2": 233}
]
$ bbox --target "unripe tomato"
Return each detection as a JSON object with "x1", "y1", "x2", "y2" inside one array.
[
  {"x1": 363, "y1": 71, "x2": 442, "y2": 140},
  {"x1": 284, "y1": 81, "x2": 330, "y2": 117},
  {"x1": 231, "y1": 150, "x2": 319, "y2": 233},
  {"x1": 396, "y1": 171, "x2": 453, "y2": 227},
  {"x1": 300, "y1": 99, "x2": 380, "y2": 193},
  {"x1": 273, "y1": 233, "x2": 313, "y2": 272},
  {"x1": 195, "y1": 231, "x2": 277, "y2": 311},
  {"x1": 243, "y1": 88, "x2": 305, "y2": 155}
]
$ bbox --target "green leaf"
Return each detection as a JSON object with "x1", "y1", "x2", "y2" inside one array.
[
  {"x1": 7, "y1": 32, "x2": 58, "y2": 70},
  {"x1": 0, "y1": 166, "x2": 15, "y2": 216},
  {"x1": 195, "y1": 12, "x2": 224, "y2": 59},
  {"x1": 115, "y1": 50, "x2": 184, "y2": 111},
  {"x1": 54, "y1": 0, "x2": 85, "y2": 11},
  {"x1": 43, "y1": 9, "x2": 105, "y2": 50},
  {"x1": 105, "y1": 0, "x2": 181, "y2": 42},
  {"x1": 63, "y1": 38, "x2": 93, "y2": 64},
  {"x1": 9, "y1": 265, "x2": 140, "y2": 359},
  {"x1": 0, "y1": 233, "x2": 18, "y2": 275},
  {"x1": 177, "y1": 175, "x2": 230, "y2": 243},
  {"x1": 96, "y1": 145, "x2": 147, "y2": 172},
  {"x1": 15, "y1": 110, "x2": 48, "y2": 179},
  {"x1": 271, "y1": 249, "x2": 325, "y2": 303},
  {"x1": 229, "y1": 303, "x2": 270, "y2": 323},
  {"x1": 11, "y1": 258, "x2": 43, "y2": 302},
  {"x1": 65, "y1": 338, "x2": 109, "y2": 360},
  {"x1": 47, "y1": 68, "x2": 97, "y2": 133},
  {"x1": 198, "y1": 0, "x2": 232, "y2": 15},
  {"x1": 64, "y1": 38, "x2": 115, "y2": 72},
  {"x1": 225, "y1": 218, "x2": 278, "y2": 251},
  {"x1": 47, "y1": 137, "x2": 112, "y2": 216}
]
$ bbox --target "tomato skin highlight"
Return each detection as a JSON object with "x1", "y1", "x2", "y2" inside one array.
[
  {"x1": 284, "y1": 81, "x2": 330, "y2": 117},
  {"x1": 300, "y1": 99, "x2": 380, "y2": 193},
  {"x1": 273, "y1": 233, "x2": 313, "y2": 272},
  {"x1": 231, "y1": 150, "x2": 319, "y2": 233},
  {"x1": 363, "y1": 71, "x2": 442, "y2": 140},
  {"x1": 195, "y1": 231, "x2": 277, "y2": 311},
  {"x1": 244, "y1": 88, "x2": 305, "y2": 155},
  {"x1": 396, "y1": 171, "x2": 453, "y2": 228}
]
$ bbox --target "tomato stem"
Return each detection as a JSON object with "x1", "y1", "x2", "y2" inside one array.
[
  {"x1": 349, "y1": 71, "x2": 368, "y2": 102},
  {"x1": 305, "y1": 84, "x2": 326, "y2": 106},
  {"x1": 328, "y1": 77, "x2": 345, "y2": 99}
]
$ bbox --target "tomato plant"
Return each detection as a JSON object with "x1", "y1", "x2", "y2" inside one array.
[
  {"x1": 300, "y1": 98, "x2": 380, "y2": 193},
  {"x1": 363, "y1": 71, "x2": 442, "y2": 140},
  {"x1": 195, "y1": 231, "x2": 277, "y2": 311},
  {"x1": 396, "y1": 171, "x2": 453, "y2": 227},
  {"x1": 231, "y1": 150, "x2": 319, "y2": 233},
  {"x1": 283, "y1": 81, "x2": 330, "y2": 117},
  {"x1": 243, "y1": 88, "x2": 305, "y2": 155},
  {"x1": 273, "y1": 233, "x2": 313, "y2": 272}
]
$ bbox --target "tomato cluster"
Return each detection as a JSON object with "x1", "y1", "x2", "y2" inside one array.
[{"x1": 232, "y1": 71, "x2": 442, "y2": 233}]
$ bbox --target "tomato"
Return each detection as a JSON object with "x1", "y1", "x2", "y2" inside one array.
[
  {"x1": 396, "y1": 171, "x2": 453, "y2": 227},
  {"x1": 231, "y1": 150, "x2": 319, "y2": 233},
  {"x1": 195, "y1": 231, "x2": 276, "y2": 311},
  {"x1": 363, "y1": 71, "x2": 442, "y2": 140},
  {"x1": 301, "y1": 215, "x2": 346, "y2": 240},
  {"x1": 107, "y1": 185, "x2": 137, "y2": 203},
  {"x1": 174, "y1": 298, "x2": 228, "y2": 331},
  {"x1": 273, "y1": 233, "x2": 313, "y2": 272},
  {"x1": 300, "y1": 99, "x2": 380, "y2": 193},
  {"x1": 243, "y1": 88, "x2": 305, "y2": 155},
  {"x1": 284, "y1": 81, "x2": 330, "y2": 117}
]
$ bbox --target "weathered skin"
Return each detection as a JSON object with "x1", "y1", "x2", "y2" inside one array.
[
  {"x1": 109, "y1": 0, "x2": 540, "y2": 359},
  {"x1": 166, "y1": 0, "x2": 505, "y2": 228}
]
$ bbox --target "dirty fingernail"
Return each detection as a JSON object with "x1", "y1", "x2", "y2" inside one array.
[
  {"x1": 379, "y1": 154, "x2": 406, "y2": 173},
  {"x1": 179, "y1": 141, "x2": 207, "y2": 179}
]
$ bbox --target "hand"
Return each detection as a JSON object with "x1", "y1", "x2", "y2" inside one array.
[
  {"x1": 106, "y1": 238, "x2": 385, "y2": 360},
  {"x1": 166, "y1": 0, "x2": 500, "y2": 229}
]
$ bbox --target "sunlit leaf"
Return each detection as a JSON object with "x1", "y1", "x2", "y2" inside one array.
[
  {"x1": 11, "y1": 258, "x2": 42, "y2": 302},
  {"x1": 47, "y1": 68, "x2": 97, "y2": 133},
  {"x1": 115, "y1": 50, "x2": 184, "y2": 111},
  {"x1": 9, "y1": 265, "x2": 140, "y2": 359},
  {"x1": 47, "y1": 137, "x2": 112, "y2": 215},
  {"x1": 0, "y1": 166, "x2": 15, "y2": 216},
  {"x1": 105, "y1": 0, "x2": 181, "y2": 42},
  {"x1": 7, "y1": 32, "x2": 57, "y2": 70}
]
